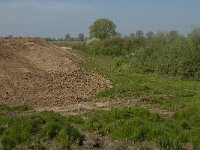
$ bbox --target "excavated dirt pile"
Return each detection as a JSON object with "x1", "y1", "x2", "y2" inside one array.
[{"x1": 0, "y1": 38, "x2": 111, "y2": 107}]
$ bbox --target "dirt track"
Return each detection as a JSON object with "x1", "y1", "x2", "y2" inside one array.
[{"x1": 0, "y1": 38, "x2": 111, "y2": 108}]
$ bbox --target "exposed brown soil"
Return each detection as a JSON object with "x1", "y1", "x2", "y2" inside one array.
[
  {"x1": 0, "y1": 38, "x2": 111, "y2": 108},
  {"x1": 36, "y1": 96, "x2": 174, "y2": 118}
]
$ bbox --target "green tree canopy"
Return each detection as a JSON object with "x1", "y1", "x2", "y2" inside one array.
[
  {"x1": 89, "y1": 18, "x2": 116, "y2": 39},
  {"x1": 78, "y1": 33, "x2": 85, "y2": 41}
]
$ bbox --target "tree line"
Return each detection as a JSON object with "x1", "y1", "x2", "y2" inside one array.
[{"x1": 73, "y1": 18, "x2": 200, "y2": 79}]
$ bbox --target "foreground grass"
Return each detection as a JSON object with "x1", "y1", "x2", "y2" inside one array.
[
  {"x1": 84, "y1": 107, "x2": 200, "y2": 149},
  {"x1": 0, "y1": 106, "x2": 84, "y2": 150},
  {"x1": 1, "y1": 104, "x2": 199, "y2": 149}
]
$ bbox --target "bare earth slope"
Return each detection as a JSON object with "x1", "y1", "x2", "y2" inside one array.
[{"x1": 0, "y1": 38, "x2": 111, "y2": 107}]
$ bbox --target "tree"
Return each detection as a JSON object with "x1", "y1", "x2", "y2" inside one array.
[
  {"x1": 130, "y1": 33, "x2": 135, "y2": 37},
  {"x1": 188, "y1": 27, "x2": 200, "y2": 46},
  {"x1": 65, "y1": 33, "x2": 71, "y2": 41},
  {"x1": 169, "y1": 30, "x2": 178, "y2": 38},
  {"x1": 146, "y1": 31, "x2": 154, "y2": 38},
  {"x1": 114, "y1": 32, "x2": 122, "y2": 37},
  {"x1": 136, "y1": 30, "x2": 144, "y2": 37},
  {"x1": 89, "y1": 18, "x2": 116, "y2": 39},
  {"x1": 78, "y1": 33, "x2": 85, "y2": 41}
]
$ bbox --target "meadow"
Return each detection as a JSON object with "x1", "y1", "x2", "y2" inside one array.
[{"x1": 72, "y1": 28, "x2": 200, "y2": 149}]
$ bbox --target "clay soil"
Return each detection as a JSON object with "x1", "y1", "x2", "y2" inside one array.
[{"x1": 0, "y1": 38, "x2": 111, "y2": 108}]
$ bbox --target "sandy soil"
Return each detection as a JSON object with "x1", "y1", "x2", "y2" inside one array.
[{"x1": 0, "y1": 38, "x2": 112, "y2": 108}]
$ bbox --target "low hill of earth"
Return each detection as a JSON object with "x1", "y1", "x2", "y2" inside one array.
[{"x1": 0, "y1": 38, "x2": 111, "y2": 108}]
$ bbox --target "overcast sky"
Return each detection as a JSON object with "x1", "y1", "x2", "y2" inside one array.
[{"x1": 0, "y1": 0, "x2": 200, "y2": 38}]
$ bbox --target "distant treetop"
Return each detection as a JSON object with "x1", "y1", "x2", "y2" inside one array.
[{"x1": 89, "y1": 18, "x2": 116, "y2": 39}]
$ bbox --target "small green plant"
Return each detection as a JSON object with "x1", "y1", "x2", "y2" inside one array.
[
  {"x1": 56, "y1": 124, "x2": 83, "y2": 149},
  {"x1": 156, "y1": 136, "x2": 183, "y2": 150},
  {"x1": 2, "y1": 136, "x2": 16, "y2": 150}
]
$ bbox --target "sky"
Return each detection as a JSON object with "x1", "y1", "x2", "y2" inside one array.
[{"x1": 0, "y1": 0, "x2": 200, "y2": 38}]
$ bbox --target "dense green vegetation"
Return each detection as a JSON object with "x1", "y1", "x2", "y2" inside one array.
[
  {"x1": 0, "y1": 105, "x2": 84, "y2": 150},
  {"x1": 89, "y1": 18, "x2": 117, "y2": 39},
  {"x1": 73, "y1": 27, "x2": 200, "y2": 79},
  {"x1": 71, "y1": 28, "x2": 200, "y2": 149}
]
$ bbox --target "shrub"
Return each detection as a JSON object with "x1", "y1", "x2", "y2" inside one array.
[
  {"x1": 73, "y1": 27, "x2": 200, "y2": 79},
  {"x1": 133, "y1": 34, "x2": 200, "y2": 79},
  {"x1": 86, "y1": 38, "x2": 100, "y2": 46},
  {"x1": 86, "y1": 37, "x2": 126, "y2": 56},
  {"x1": 72, "y1": 42, "x2": 87, "y2": 51}
]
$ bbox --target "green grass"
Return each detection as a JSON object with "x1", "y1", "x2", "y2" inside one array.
[
  {"x1": 72, "y1": 48, "x2": 200, "y2": 148},
  {"x1": 81, "y1": 55, "x2": 200, "y2": 111},
  {"x1": 0, "y1": 107, "x2": 84, "y2": 150},
  {"x1": 84, "y1": 107, "x2": 200, "y2": 149},
  {"x1": 0, "y1": 104, "x2": 31, "y2": 114}
]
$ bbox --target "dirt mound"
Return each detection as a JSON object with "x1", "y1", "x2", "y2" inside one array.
[{"x1": 0, "y1": 38, "x2": 111, "y2": 107}]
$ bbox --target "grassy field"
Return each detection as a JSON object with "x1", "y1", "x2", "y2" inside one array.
[{"x1": 75, "y1": 49, "x2": 200, "y2": 149}]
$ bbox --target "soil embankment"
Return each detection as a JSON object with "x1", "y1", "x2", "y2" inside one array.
[{"x1": 0, "y1": 38, "x2": 111, "y2": 108}]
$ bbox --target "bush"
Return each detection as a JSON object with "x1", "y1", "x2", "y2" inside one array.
[
  {"x1": 73, "y1": 28, "x2": 200, "y2": 79},
  {"x1": 84, "y1": 37, "x2": 126, "y2": 56},
  {"x1": 86, "y1": 38, "x2": 100, "y2": 46},
  {"x1": 189, "y1": 27, "x2": 200, "y2": 48},
  {"x1": 133, "y1": 34, "x2": 200, "y2": 78},
  {"x1": 72, "y1": 42, "x2": 87, "y2": 51}
]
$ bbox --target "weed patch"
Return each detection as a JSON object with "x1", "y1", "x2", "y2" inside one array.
[{"x1": 0, "y1": 109, "x2": 84, "y2": 149}]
